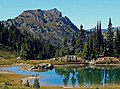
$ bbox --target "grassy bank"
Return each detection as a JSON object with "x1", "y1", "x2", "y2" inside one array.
[
  {"x1": 1, "y1": 84, "x2": 120, "y2": 89},
  {"x1": 0, "y1": 73, "x2": 29, "y2": 89},
  {"x1": 0, "y1": 59, "x2": 68, "y2": 65},
  {"x1": 0, "y1": 73, "x2": 27, "y2": 86},
  {"x1": 0, "y1": 58, "x2": 120, "y2": 66},
  {"x1": 0, "y1": 50, "x2": 17, "y2": 59}
]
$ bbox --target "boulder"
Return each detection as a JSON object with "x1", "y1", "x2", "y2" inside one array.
[
  {"x1": 0, "y1": 57, "x2": 4, "y2": 60},
  {"x1": 65, "y1": 55, "x2": 78, "y2": 61},
  {"x1": 16, "y1": 57, "x2": 21, "y2": 60},
  {"x1": 29, "y1": 63, "x2": 54, "y2": 71}
]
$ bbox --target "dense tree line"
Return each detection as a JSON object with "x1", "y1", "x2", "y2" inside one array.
[
  {"x1": 1, "y1": 18, "x2": 120, "y2": 60},
  {"x1": 55, "y1": 18, "x2": 120, "y2": 60},
  {"x1": 0, "y1": 21, "x2": 55, "y2": 60}
]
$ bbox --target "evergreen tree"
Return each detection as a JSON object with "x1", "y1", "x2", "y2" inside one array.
[
  {"x1": 0, "y1": 21, "x2": 3, "y2": 44},
  {"x1": 71, "y1": 34, "x2": 76, "y2": 47},
  {"x1": 96, "y1": 21, "x2": 104, "y2": 56},
  {"x1": 0, "y1": 23, "x2": 56, "y2": 60},
  {"x1": 98, "y1": 21, "x2": 104, "y2": 55},
  {"x1": 106, "y1": 18, "x2": 113, "y2": 56},
  {"x1": 92, "y1": 27, "x2": 98, "y2": 57},
  {"x1": 83, "y1": 31, "x2": 96, "y2": 61},
  {"x1": 76, "y1": 24, "x2": 85, "y2": 52},
  {"x1": 20, "y1": 43, "x2": 29, "y2": 59},
  {"x1": 103, "y1": 38, "x2": 107, "y2": 56},
  {"x1": 33, "y1": 78, "x2": 40, "y2": 89},
  {"x1": 96, "y1": 22, "x2": 100, "y2": 55},
  {"x1": 89, "y1": 31, "x2": 96, "y2": 60},
  {"x1": 114, "y1": 27, "x2": 120, "y2": 57},
  {"x1": 83, "y1": 41, "x2": 91, "y2": 60}
]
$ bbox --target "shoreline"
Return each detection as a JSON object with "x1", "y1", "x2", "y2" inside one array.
[
  {"x1": 0, "y1": 70, "x2": 16, "y2": 74},
  {"x1": 1, "y1": 64, "x2": 120, "y2": 89},
  {"x1": 1, "y1": 63, "x2": 120, "y2": 70},
  {"x1": 54, "y1": 63, "x2": 120, "y2": 67},
  {"x1": 21, "y1": 76, "x2": 40, "y2": 84}
]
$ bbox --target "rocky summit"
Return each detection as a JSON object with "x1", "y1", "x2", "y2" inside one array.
[{"x1": 3, "y1": 8, "x2": 79, "y2": 47}]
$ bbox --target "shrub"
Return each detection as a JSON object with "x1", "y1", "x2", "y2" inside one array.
[{"x1": 33, "y1": 78, "x2": 40, "y2": 89}]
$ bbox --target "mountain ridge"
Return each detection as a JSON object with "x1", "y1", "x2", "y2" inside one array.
[{"x1": 2, "y1": 8, "x2": 79, "y2": 47}]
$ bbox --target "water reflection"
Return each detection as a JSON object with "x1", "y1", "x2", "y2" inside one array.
[
  {"x1": 2, "y1": 66, "x2": 120, "y2": 87},
  {"x1": 55, "y1": 67, "x2": 120, "y2": 87}
]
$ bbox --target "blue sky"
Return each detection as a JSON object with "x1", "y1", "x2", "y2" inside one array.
[{"x1": 0, "y1": 0, "x2": 120, "y2": 29}]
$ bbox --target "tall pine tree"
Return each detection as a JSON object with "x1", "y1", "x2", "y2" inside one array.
[
  {"x1": 96, "y1": 21, "x2": 104, "y2": 56},
  {"x1": 76, "y1": 24, "x2": 85, "y2": 53},
  {"x1": 114, "y1": 27, "x2": 120, "y2": 57},
  {"x1": 106, "y1": 18, "x2": 113, "y2": 56},
  {"x1": 99, "y1": 21, "x2": 104, "y2": 55},
  {"x1": 71, "y1": 34, "x2": 76, "y2": 47}
]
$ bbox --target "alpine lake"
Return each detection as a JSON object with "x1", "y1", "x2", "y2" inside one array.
[{"x1": 2, "y1": 65, "x2": 120, "y2": 87}]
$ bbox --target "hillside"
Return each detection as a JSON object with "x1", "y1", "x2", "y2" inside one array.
[
  {"x1": 0, "y1": 8, "x2": 80, "y2": 60},
  {"x1": 3, "y1": 8, "x2": 79, "y2": 47},
  {"x1": 1, "y1": 9, "x2": 120, "y2": 61}
]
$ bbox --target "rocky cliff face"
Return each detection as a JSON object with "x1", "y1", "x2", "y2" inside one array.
[{"x1": 3, "y1": 8, "x2": 79, "y2": 47}]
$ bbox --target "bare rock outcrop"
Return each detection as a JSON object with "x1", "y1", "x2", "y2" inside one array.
[{"x1": 29, "y1": 63, "x2": 54, "y2": 71}]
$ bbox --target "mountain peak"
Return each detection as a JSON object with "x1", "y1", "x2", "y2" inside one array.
[
  {"x1": 4, "y1": 8, "x2": 79, "y2": 47},
  {"x1": 20, "y1": 8, "x2": 62, "y2": 19}
]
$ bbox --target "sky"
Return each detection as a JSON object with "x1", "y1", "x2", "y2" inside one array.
[{"x1": 0, "y1": 0, "x2": 120, "y2": 29}]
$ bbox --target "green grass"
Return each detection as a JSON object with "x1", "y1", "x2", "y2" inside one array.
[
  {"x1": 1, "y1": 85, "x2": 120, "y2": 89},
  {"x1": 0, "y1": 86, "x2": 34, "y2": 89},
  {"x1": 0, "y1": 57, "x2": 120, "y2": 66},
  {"x1": 0, "y1": 73, "x2": 27, "y2": 86},
  {"x1": 0, "y1": 59, "x2": 68, "y2": 65},
  {"x1": 0, "y1": 51, "x2": 17, "y2": 59}
]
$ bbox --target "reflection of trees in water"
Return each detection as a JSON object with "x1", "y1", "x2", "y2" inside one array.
[
  {"x1": 63, "y1": 78, "x2": 68, "y2": 86},
  {"x1": 100, "y1": 69, "x2": 117, "y2": 86},
  {"x1": 71, "y1": 73, "x2": 76, "y2": 87},
  {"x1": 55, "y1": 67, "x2": 120, "y2": 87},
  {"x1": 55, "y1": 67, "x2": 70, "y2": 86}
]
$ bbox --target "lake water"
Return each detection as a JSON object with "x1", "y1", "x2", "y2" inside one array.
[{"x1": 2, "y1": 66, "x2": 120, "y2": 87}]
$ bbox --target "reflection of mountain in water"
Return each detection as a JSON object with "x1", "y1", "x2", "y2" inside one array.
[{"x1": 55, "y1": 67, "x2": 120, "y2": 87}]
